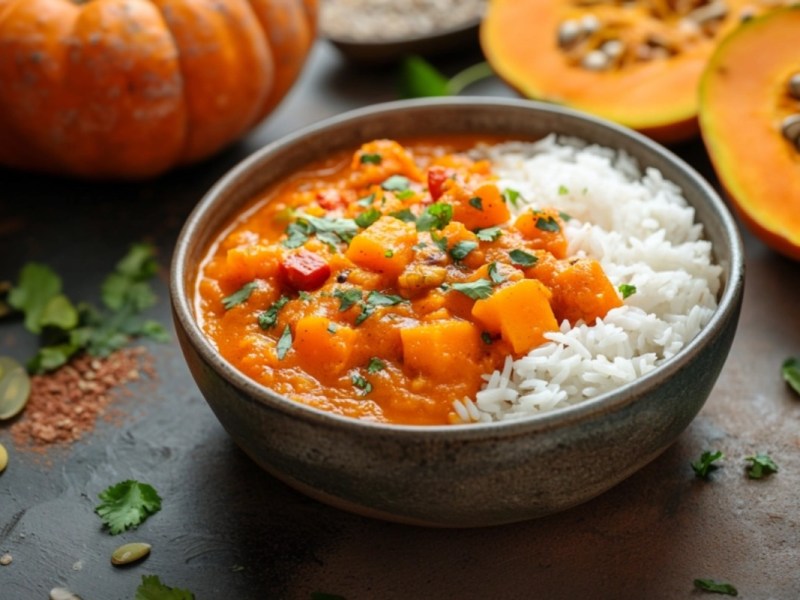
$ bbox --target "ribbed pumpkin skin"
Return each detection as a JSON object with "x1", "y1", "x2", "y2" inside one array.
[{"x1": 0, "y1": 0, "x2": 317, "y2": 179}]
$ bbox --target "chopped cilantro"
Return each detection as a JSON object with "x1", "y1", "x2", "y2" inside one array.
[
  {"x1": 745, "y1": 453, "x2": 778, "y2": 479},
  {"x1": 360, "y1": 153, "x2": 382, "y2": 165},
  {"x1": 365, "y1": 291, "x2": 405, "y2": 307},
  {"x1": 223, "y1": 281, "x2": 258, "y2": 310},
  {"x1": 367, "y1": 357, "x2": 386, "y2": 373},
  {"x1": 535, "y1": 215, "x2": 561, "y2": 232},
  {"x1": 487, "y1": 262, "x2": 506, "y2": 284},
  {"x1": 381, "y1": 175, "x2": 410, "y2": 191},
  {"x1": 355, "y1": 208, "x2": 381, "y2": 228},
  {"x1": 384, "y1": 249, "x2": 394, "y2": 258},
  {"x1": 135, "y1": 575, "x2": 195, "y2": 600},
  {"x1": 390, "y1": 208, "x2": 417, "y2": 223},
  {"x1": 475, "y1": 226, "x2": 502, "y2": 242},
  {"x1": 276, "y1": 325, "x2": 292, "y2": 360},
  {"x1": 559, "y1": 210, "x2": 573, "y2": 221},
  {"x1": 451, "y1": 279, "x2": 493, "y2": 300},
  {"x1": 468, "y1": 196, "x2": 483, "y2": 210},
  {"x1": 283, "y1": 220, "x2": 313, "y2": 248},
  {"x1": 481, "y1": 331, "x2": 493, "y2": 345},
  {"x1": 781, "y1": 357, "x2": 800, "y2": 396},
  {"x1": 416, "y1": 203, "x2": 453, "y2": 231},
  {"x1": 618, "y1": 284, "x2": 637, "y2": 299},
  {"x1": 334, "y1": 288, "x2": 362, "y2": 311},
  {"x1": 693, "y1": 579, "x2": 738, "y2": 596},
  {"x1": 327, "y1": 323, "x2": 338, "y2": 334},
  {"x1": 7, "y1": 263, "x2": 72, "y2": 334},
  {"x1": 298, "y1": 291, "x2": 312, "y2": 302},
  {"x1": 258, "y1": 295, "x2": 289, "y2": 329},
  {"x1": 95, "y1": 480, "x2": 162, "y2": 535},
  {"x1": 396, "y1": 189, "x2": 416, "y2": 200},
  {"x1": 502, "y1": 188, "x2": 521, "y2": 207},
  {"x1": 303, "y1": 214, "x2": 359, "y2": 245},
  {"x1": 351, "y1": 373, "x2": 372, "y2": 394},
  {"x1": 431, "y1": 232, "x2": 448, "y2": 253},
  {"x1": 508, "y1": 249, "x2": 537, "y2": 267},
  {"x1": 449, "y1": 240, "x2": 478, "y2": 262},
  {"x1": 357, "y1": 193, "x2": 375, "y2": 208},
  {"x1": 691, "y1": 450, "x2": 723, "y2": 479},
  {"x1": 558, "y1": 184, "x2": 569, "y2": 195}
]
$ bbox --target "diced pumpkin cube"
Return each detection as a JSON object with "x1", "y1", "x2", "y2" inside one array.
[
  {"x1": 400, "y1": 319, "x2": 481, "y2": 378},
  {"x1": 293, "y1": 315, "x2": 357, "y2": 375},
  {"x1": 513, "y1": 208, "x2": 568, "y2": 258},
  {"x1": 345, "y1": 215, "x2": 416, "y2": 277},
  {"x1": 449, "y1": 182, "x2": 511, "y2": 230},
  {"x1": 549, "y1": 258, "x2": 623, "y2": 325},
  {"x1": 472, "y1": 279, "x2": 558, "y2": 354}
]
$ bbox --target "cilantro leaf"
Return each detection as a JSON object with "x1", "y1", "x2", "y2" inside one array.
[
  {"x1": 416, "y1": 203, "x2": 453, "y2": 231},
  {"x1": 222, "y1": 281, "x2": 258, "y2": 310},
  {"x1": 476, "y1": 226, "x2": 502, "y2": 242},
  {"x1": 135, "y1": 575, "x2": 195, "y2": 600},
  {"x1": 367, "y1": 357, "x2": 386, "y2": 373},
  {"x1": 381, "y1": 175, "x2": 410, "y2": 192},
  {"x1": 781, "y1": 357, "x2": 800, "y2": 396},
  {"x1": 451, "y1": 279, "x2": 493, "y2": 300},
  {"x1": 390, "y1": 208, "x2": 416, "y2": 223},
  {"x1": 283, "y1": 220, "x2": 313, "y2": 248},
  {"x1": 355, "y1": 208, "x2": 382, "y2": 229},
  {"x1": 360, "y1": 153, "x2": 382, "y2": 165},
  {"x1": 8, "y1": 263, "x2": 71, "y2": 334},
  {"x1": 334, "y1": 288, "x2": 362, "y2": 312},
  {"x1": 276, "y1": 325, "x2": 292, "y2": 360},
  {"x1": 95, "y1": 480, "x2": 162, "y2": 535},
  {"x1": 618, "y1": 284, "x2": 637, "y2": 299},
  {"x1": 691, "y1": 450, "x2": 723, "y2": 479},
  {"x1": 535, "y1": 215, "x2": 561, "y2": 232},
  {"x1": 558, "y1": 184, "x2": 569, "y2": 195},
  {"x1": 487, "y1": 262, "x2": 506, "y2": 284},
  {"x1": 693, "y1": 578, "x2": 738, "y2": 596},
  {"x1": 351, "y1": 372, "x2": 372, "y2": 395},
  {"x1": 258, "y1": 296, "x2": 289, "y2": 329},
  {"x1": 508, "y1": 249, "x2": 537, "y2": 267},
  {"x1": 365, "y1": 291, "x2": 405, "y2": 307},
  {"x1": 745, "y1": 453, "x2": 778, "y2": 479},
  {"x1": 102, "y1": 243, "x2": 159, "y2": 311},
  {"x1": 449, "y1": 241, "x2": 478, "y2": 262},
  {"x1": 468, "y1": 196, "x2": 483, "y2": 210},
  {"x1": 502, "y1": 188, "x2": 521, "y2": 207}
]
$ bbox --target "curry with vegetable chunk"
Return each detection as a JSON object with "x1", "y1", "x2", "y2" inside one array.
[{"x1": 195, "y1": 138, "x2": 622, "y2": 425}]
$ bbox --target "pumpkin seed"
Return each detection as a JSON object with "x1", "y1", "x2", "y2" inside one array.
[
  {"x1": 600, "y1": 39, "x2": 624, "y2": 59},
  {"x1": 780, "y1": 114, "x2": 800, "y2": 148},
  {"x1": 686, "y1": 1, "x2": 728, "y2": 25},
  {"x1": 582, "y1": 49, "x2": 610, "y2": 71},
  {"x1": 111, "y1": 542, "x2": 151, "y2": 566},
  {"x1": 50, "y1": 588, "x2": 82, "y2": 600},
  {"x1": 0, "y1": 442, "x2": 7, "y2": 474},
  {"x1": 788, "y1": 73, "x2": 800, "y2": 100},
  {"x1": 557, "y1": 19, "x2": 582, "y2": 47},
  {"x1": 0, "y1": 356, "x2": 31, "y2": 421}
]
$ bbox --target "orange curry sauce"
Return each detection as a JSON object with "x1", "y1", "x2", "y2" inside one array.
[{"x1": 195, "y1": 137, "x2": 622, "y2": 425}]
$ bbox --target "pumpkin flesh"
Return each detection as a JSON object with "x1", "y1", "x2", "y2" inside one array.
[
  {"x1": 699, "y1": 6, "x2": 800, "y2": 260},
  {"x1": 480, "y1": 0, "x2": 775, "y2": 143}
]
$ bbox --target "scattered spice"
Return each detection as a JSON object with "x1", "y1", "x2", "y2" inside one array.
[{"x1": 9, "y1": 347, "x2": 154, "y2": 449}]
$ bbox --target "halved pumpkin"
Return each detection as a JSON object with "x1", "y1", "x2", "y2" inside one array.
[
  {"x1": 480, "y1": 0, "x2": 774, "y2": 143},
  {"x1": 699, "y1": 5, "x2": 800, "y2": 260}
]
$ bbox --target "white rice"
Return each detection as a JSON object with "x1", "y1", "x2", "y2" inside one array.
[{"x1": 452, "y1": 135, "x2": 722, "y2": 423}]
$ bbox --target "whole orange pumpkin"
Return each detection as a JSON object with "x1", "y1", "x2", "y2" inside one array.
[{"x1": 0, "y1": 0, "x2": 317, "y2": 179}]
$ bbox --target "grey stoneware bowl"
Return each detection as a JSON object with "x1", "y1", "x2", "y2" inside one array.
[{"x1": 170, "y1": 98, "x2": 745, "y2": 528}]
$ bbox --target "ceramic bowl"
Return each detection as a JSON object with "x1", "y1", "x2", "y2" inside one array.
[{"x1": 170, "y1": 98, "x2": 744, "y2": 528}]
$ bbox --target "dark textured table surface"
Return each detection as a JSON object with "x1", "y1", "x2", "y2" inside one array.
[{"x1": 1, "y1": 40, "x2": 799, "y2": 600}]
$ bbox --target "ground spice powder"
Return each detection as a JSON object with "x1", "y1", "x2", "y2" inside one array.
[{"x1": 9, "y1": 347, "x2": 155, "y2": 449}]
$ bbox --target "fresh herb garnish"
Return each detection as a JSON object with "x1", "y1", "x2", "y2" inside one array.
[
  {"x1": 351, "y1": 372, "x2": 372, "y2": 395},
  {"x1": 95, "y1": 480, "x2": 162, "y2": 535},
  {"x1": 535, "y1": 215, "x2": 561, "y2": 232},
  {"x1": 431, "y1": 232, "x2": 449, "y2": 253},
  {"x1": 449, "y1": 240, "x2": 478, "y2": 262},
  {"x1": 135, "y1": 575, "x2": 195, "y2": 600},
  {"x1": 355, "y1": 208, "x2": 382, "y2": 229},
  {"x1": 360, "y1": 153, "x2": 382, "y2": 165},
  {"x1": 258, "y1": 295, "x2": 289, "y2": 329},
  {"x1": 691, "y1": 450, "x2": 724, "y2": 479},
  {"x1": 693, "y1": 578, "x2": 738, "y2": 596},
  {"x1": 475, "y1": 226, "x2": 502, "y2": 242},
  {"x1": 451, "y1": 279, "x2": 494, "y2": 300},
  {"x1": 284, "y1": 214, "x2": 358, "y2": 249},
  {"x1": 558, "y1": 184, "x2": 569, "y2": 195},
  {"x1": 487, "y1": 262, "x2": 506, "y2": 284},
  {"x1": 618, "y1": 284, "x2": 637, "y2": 299},
  {"x1": 398, "y1": 55, "x2": 493, "y2": 98},
  {"x1": 502, "y1": 188, "x2": 521, "y2": 207},
  {"x1": 367, "y1": 357, "x2": 386, "y2": 373},
  {"x1": 481, "y1": 331, "x2": 493, "y2": 345},
  {"x1": 334, "y1": 288, "x2": 363, "y2": 311},
  {"x1": 223, "y1": 281, "x2": 258, "y2": 310},
  {"x1": 283, "y1": 219, "x2": 314, "y2": 248},
  {"x1": 508, "y1": 249, "x2": 537, "y2": 267},
  {"x1": 468, "y1": 196, "x2": 483, "y2": 210},
  {"x1": 384, "y1": 249, "x2": 394, "y2": 258},
  {"x1": 381, "y1": 175, "x2": 410, "y2": 192},
  {"x1": 355, "y1": 291, "x2": 406, "y2": 325},
  {"x1": 745, "y1": 453, "x2": 778, "y2": 479},
  {"x1": 396, "y1": 189, "x2": 416, "y2": 200},
  {"x1": 781, "y1": 357, "x2": 800, "y2": 396},
  {"x1": 357, "y1": 193, "x2": 375, "y2": 208},
  {"x1": 559, "y1": 210, "x2": 573, "y2": 221},
  {"x1": 276, "y1": 325, "x2": 292, "y2": 360},
  {"x1": 327, "y1": 323, "x2": 338, "y2": 334},
  {"x1": 8, "y1": 244, "x2": 168, "y2": 373},
  {"x1": 416, "y1": 203, "x2": 453, "y2": 231},
  {"x1": 390, "y1": 208, "x2": 417, "y2": 223}
]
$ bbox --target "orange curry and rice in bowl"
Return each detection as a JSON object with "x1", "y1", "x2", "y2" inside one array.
[{"x1": 193, "y1": 137, "x2": 628, "y2": 426}]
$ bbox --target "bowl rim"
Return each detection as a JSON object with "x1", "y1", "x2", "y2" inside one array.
[{"x1": 170, "y1": 96, "x2": 745, "y2": 441}]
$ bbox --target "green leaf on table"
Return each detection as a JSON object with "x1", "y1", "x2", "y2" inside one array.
[
  {"x1": 693, "y1": 578, "x2": 738, "y2": 596},
  {"x1": 135, "y1": 575, "x2": 195, "y2": 600},
  {"x1": 7, "y1": 263, "x2": 71, "y2": 334},
  {"x1": 691, "y1": 450, "x2": 723, "y2": 479},
  {"x1": 95, "y1": 479, "x2": 162, "y2": 535},
  {"x1": 781, "y1": 356, "x2": 800, "y2": 396},
  {"x1": 745, "y1": 453, "x2": 778, "y2": 479},
  {"x1": 399, "y1": 55, "x2": 450, "y2": 98}
]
